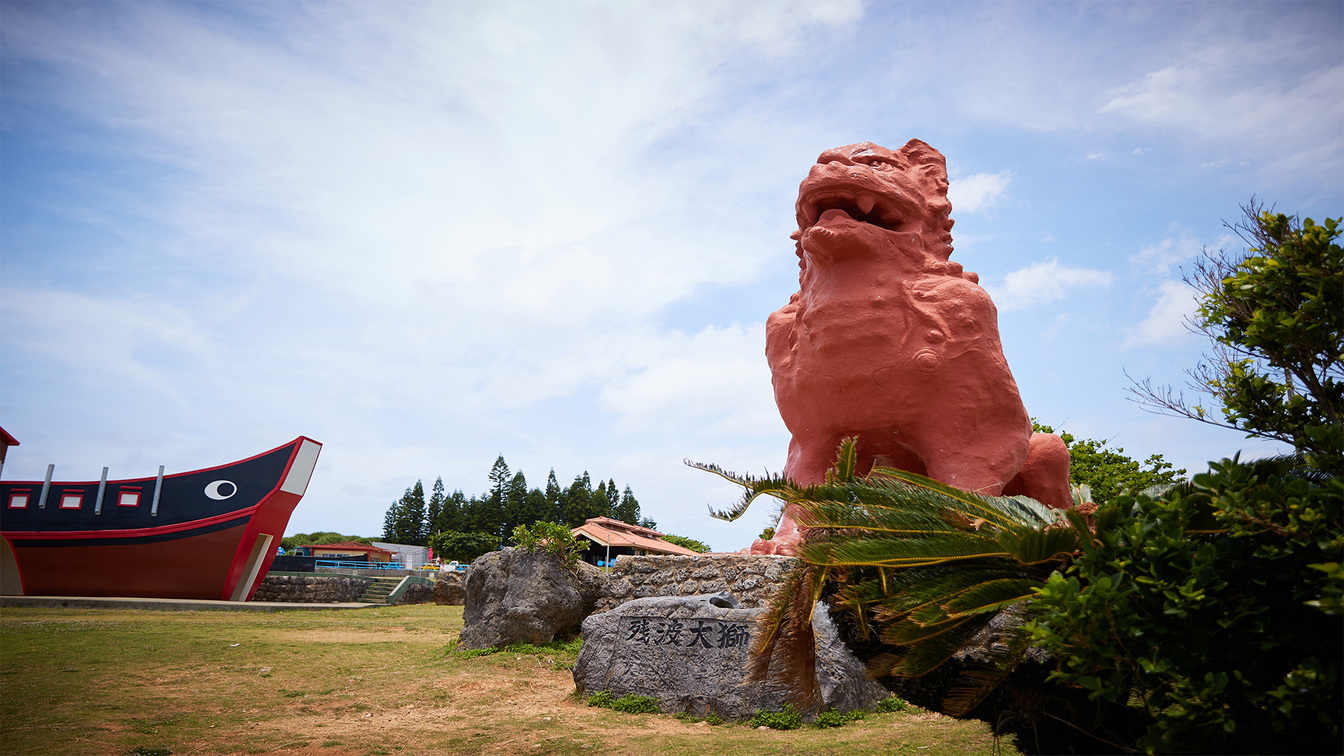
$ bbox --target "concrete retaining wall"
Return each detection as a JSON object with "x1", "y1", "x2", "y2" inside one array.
[{"x1": 593, "y1": 554, "x2": 801, "y2": 613}]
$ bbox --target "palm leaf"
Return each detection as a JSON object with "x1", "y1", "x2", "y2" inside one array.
[{"x1": 695, "y1": 438, "x2": 1088, "y2": 714}]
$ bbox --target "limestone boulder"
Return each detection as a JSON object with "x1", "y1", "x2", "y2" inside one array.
[
  {"x1": 433, "y1": 573, "x2": 464, "y2": 605},
  {"x1": 573, "y1": 592, "x2": 885, "y2": 720},
  {"x1": 459, "y1": 548, "x2": 607, "y2": 649}
]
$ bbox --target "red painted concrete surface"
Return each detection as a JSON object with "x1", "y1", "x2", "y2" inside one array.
[{"x1": 756, "y1": 140, "x2": 1071, "y2": 556}]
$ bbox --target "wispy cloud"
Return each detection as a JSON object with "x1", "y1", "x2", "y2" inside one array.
[
  {"x1": 1124, "y1": 280, "x2": 1199, "y2": 349},
  {"x1": 1131, "y1": 229, "x2": 1237, "y2": 276},
  {"x1": 1101, "y1": 35, "x2": 1344, "y2": 180},
  {"x1": 949, "y1": 171, "x2": 1011, "y2": 215},
  {"x1": 986, "y1": 259, "x2": 1114, "y2": 312}
]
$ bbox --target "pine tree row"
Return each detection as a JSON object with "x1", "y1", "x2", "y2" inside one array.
[{"x1": 381, "y1": 455, "x2": 651, "y2": 547}]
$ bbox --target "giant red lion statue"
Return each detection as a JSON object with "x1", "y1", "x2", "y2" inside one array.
[{"x1": 754, "y1": 139, "x2": 1071, "y2": 556}]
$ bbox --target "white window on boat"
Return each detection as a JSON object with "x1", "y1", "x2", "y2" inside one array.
[
  {"x1": 7, "y1": 492, "x2": 29, "y2": 509},
  {"x1": 117, "y1": 489, "x2": 141, "y2": 508},
  {"x1": 59, "y1": 492, "x2": 83, "y2": 510}
]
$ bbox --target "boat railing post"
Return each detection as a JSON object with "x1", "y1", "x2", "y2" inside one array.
[
  {"x1": 94, "y1": 467, "x2": 109, "y2": 514},
  {"x1": 37, "y1": 464, "x2": 54, "y2": 509},
  {"x1": 150, "y1": 465, "x2": 165, "y2": 517}
]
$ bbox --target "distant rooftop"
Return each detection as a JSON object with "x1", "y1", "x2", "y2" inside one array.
[{"x1": 571, "y1": 516, "x2": 700, "y2": 557}]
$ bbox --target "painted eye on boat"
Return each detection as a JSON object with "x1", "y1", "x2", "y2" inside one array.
[{"x1": 204, "y1": 480, "x2": 237, "y2": 500}]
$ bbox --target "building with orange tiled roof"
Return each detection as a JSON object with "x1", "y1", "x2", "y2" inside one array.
[
  {"x1": 571, "y1": 516, "x2": 701, "y2": 568},
  {"x1": 298, "y1": 541, "x2": 393, "y2": 563}
]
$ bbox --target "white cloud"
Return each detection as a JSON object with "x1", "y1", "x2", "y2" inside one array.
[
  {"x1": 1101, "y1": 37, "x2": 1344, "y2": 179},
  {"x1": 949, "y1": 171, "x2": 1011, "y2": 214},
  {"x1": 0, "y1": 288, "x2": 210, "y2": 399},
  {"x1": 1124, "y1": 280, "x2": 1200, "y2": 349},
  {"x1": 599, "y1": 323, "x2": 783, "y2": 437},
  {"x1": 1131, "y1": 230, "x2": 1236, "y2": 276},
  {"x1": 986, "y1": 259, "x2": 1114, "y2": 312}
]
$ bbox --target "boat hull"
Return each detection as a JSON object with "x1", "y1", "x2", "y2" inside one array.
[{"x1": 0, "y1": 437, "x2": 320, "y2": 601}]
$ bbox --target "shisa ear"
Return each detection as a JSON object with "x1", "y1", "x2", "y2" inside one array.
[{"x1": 899, "y1": 139, "x2": 948, "y2": 189}]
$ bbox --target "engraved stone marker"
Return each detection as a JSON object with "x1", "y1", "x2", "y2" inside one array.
[{"x1": 573, "y1": 592, "x2": 885, "y2": 719}]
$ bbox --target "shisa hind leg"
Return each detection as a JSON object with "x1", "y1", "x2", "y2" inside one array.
[{"x1": 1001, "y1": 432, "x2": 1073, "y2": 510}]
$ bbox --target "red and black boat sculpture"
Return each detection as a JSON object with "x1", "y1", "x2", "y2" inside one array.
[{"x1": 0, "y1": 434, "x2": 321, "y2": 601}]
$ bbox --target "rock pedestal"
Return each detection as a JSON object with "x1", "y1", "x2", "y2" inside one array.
[
  {"x1": 458, "y1": 547, "x2": 605, "y2": 649},
  {"x1": 573, "y1": 593, "x2": 885, "y2": 720}
]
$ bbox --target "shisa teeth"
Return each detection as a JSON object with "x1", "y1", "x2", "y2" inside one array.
[
  {"x1": 802, "y1": 203, "x2": 820, "y2": 226},
  {"x1": 856, "y1": 194, "x2": 877, "y2": 215}
]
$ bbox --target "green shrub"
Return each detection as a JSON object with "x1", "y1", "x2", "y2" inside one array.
[
  {"x1": 511, "y1": 521, "x2": 588, "y2": 569},
  {"x1": 1033, "y1": 422, "x2": 1185, "y2": 504},
  {"x1": 875, "y1": 695, "x2": 910, "y2": 713},
  {"x1": 584, "y1": 690, "x2": 659, "y2": 714},
  {"x1": 749, "y1": 705, "x2": 802, "y2": 730},
  {"x1": 610, "y1": 694, "x2": 660, "y2": 714},
  {"x1": 704, "y1": 712, "x2": 724, "y2": 726},
  {"x1": 585, "y1": 690, "x2": 615, "y2": 708},
  {"x1": 661, "y1": 533, "x2": 711, "y2": 553},
  {"x1": 814, "y1": 709, "x2": 846, "y2": 728},
  {"x1": 427, "y1": 530, "x2": 499, "y2": 564},
  {"x1": 1028, "y1": 456, "x2": 1342, "y2": 754},
  {"x1": 446, "y1": 636, "x2": 581, "y2": 659}
]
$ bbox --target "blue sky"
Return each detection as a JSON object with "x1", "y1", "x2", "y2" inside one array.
[{"x1": 2, "y1": 1, "x2": 1340, "y2": 551}]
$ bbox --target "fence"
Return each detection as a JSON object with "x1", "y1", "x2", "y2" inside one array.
[{"x1": 315, "y1": 558, "x2": 407, "y2": 571}]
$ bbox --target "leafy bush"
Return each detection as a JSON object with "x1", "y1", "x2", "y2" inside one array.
[
  {"x1": 661, "y1": 533, "x2": 711, "y2": 553},
  {"x1": 447, "y1": 637, "x2": 582, "y2": 659},
  {"x1": 1033, "y1": 422, "x2": 1185, "y2": 504},
  {"x1": 583, "y1": 690, "x2": 660, "y2": 714},
  {"x1": 280, "y1": 531, "x2": 375, "y2": 551},
  {"x1": 813, "y1": 708, "x2": 865, "y2": 728},
  {"x1": 610, "y1": 694, "x2": 661, "y2": 714},
  {"x1": 511, "y1": 521, "x2": 588, "y2": 569},
  {"x1": 749, "y1": 705, "x2": 803, "y2": 730},
  {"x1": 427, "y1": 530, "x2": 499, "y2": 564},
  {"x1": 1129, "y1": 204, "x2": 1343, "y2": 476},
  {"x1": 704, "y1": 712, "x2": 724, "y2": 725},
  {"x1": 875, "y1": 695, "x2": 910, "y2": 713},
  {"x1": 584, "y1": 690, "x2": 615, "y2": 708},
  {"x1": 1028, "y1": 455, "x2": 1342, "y2": 754},
  {"x1": 813, "y1": 709, "x2": 847, "y2": 728}
]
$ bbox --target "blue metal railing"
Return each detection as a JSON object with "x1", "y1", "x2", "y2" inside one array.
[{"x1": 314, "y1": 559, "x2": 407, "y2": 570}]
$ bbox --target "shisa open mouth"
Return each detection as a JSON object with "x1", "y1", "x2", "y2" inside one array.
[{"x1": 797, "y1": 182, "x2": 909, "y2": 233}]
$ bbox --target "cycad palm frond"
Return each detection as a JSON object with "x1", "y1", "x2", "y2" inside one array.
[{"x1": 696, "y1": 437, "x2": 1086, "y2": 714}]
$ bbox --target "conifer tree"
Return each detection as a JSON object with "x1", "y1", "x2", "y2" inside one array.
[
  {"x1": 505, "y1": 471, "x2": 530, "y2": 536},
  {"x1": 544, "y1": 469, "x2": 563, "y2": 521},
  {"x1": 427, "y1": 477, "x2": 445, "y2": 536},
  {"x1": 593, "y1": 480, "x2": 610, "y2": 519},
  {"x1": 562, "y1": 472, "x2": 594, "y2": 526},
  {"x1": 483, "y1": 456, "x2": 511, "y2": 539},
  {"x1": 440, "y1": 489, "x2": 466, "y2": 533},
  {"x1": 382, "y1": 500, "x2": 400, "y2": 542},
  {"x1": 613, "y1": 485, "x2": 641, "y2": 525}
]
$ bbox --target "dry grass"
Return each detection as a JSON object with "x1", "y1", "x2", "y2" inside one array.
[{"x1": 0, "y1": 604, "x2": 1016, "y2": 756}]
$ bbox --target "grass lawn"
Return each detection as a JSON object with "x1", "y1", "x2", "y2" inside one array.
[{"x1": 0, "y1": 603, "x2": 1017, "y2": 756}]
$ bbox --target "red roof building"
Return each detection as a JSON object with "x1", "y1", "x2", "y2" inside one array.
[
  {"x1": 302, "y1": 542, "x2": 394, "y2": 563},
  {"x1": 571, "y1": 516, "x2": 701, "y2": 567}
]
